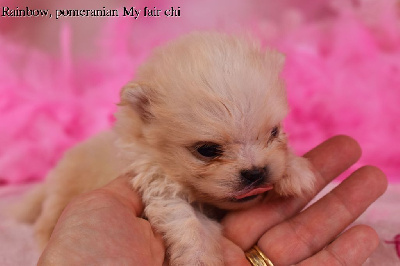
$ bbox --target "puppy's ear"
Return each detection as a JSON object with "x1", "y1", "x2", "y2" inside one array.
[{"x1": 119, "y1": 82, "x2": 155, "y2": 122}]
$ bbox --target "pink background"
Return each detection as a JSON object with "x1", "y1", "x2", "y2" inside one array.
[{"x1": 0, "y1": 0, "x2": 399, "y2": 184}]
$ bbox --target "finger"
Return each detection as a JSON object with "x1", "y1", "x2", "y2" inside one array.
[
  {"x1": 258, "y1": 166, "x2": 387, "y2": 265},
  {"x1": 99, "y1": 173, "x2": 144, "y2": 216},
  {"x1": 297, "y1": 225, "x2": 379, "y2": 266},
  {"x1": 221, "y1": 238, "x2": 250, "y2": 266},
  {"x1": 223, "y1": 135, "x2": 362, "y2": 249},
  {"x1": 139, "y1": 219, "x2": 166, "y2": 265},
  {"x1": 303, "y1": 135, "x2": 362, "y2": 193}
]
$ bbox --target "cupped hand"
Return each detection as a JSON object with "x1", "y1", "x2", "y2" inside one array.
[{"x1": 221, "y1": 135, "x2": 388, "y2": 265}]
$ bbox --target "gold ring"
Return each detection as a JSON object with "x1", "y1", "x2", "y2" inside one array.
[{"x1": 245, "y1": 245, "x2": 274, "y2": 266}]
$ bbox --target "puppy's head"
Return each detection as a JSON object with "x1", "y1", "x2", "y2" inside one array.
[{"x1": 116, "y1": 33, "x2": 293, "y2": 210}]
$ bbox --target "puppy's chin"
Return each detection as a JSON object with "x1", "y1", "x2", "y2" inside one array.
[
  {"x1": 217, "y1": 195, "x2": 264, "y2": 210},
  {"x1": 195, "y1": 190, "x2": 273, "y2": 211}
]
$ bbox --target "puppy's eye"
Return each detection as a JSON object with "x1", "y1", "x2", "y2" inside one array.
[
  {"x1": 270, "y1": 126, "x2": 279, "y2": 138},
  {"x1": 194, "y1": 142, "x2": 223, "y2": 159}
]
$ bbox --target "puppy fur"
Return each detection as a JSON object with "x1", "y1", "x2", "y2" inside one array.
[{"x1": 15, "y1": 32, "x2": 315, "y2": 265}]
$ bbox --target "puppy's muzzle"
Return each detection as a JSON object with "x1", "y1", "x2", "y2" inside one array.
[{"x1": 240, "y1": 166, "x2": 269, "y2": 186}]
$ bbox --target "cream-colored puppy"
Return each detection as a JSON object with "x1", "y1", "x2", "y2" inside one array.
[{"x1": 16, "y1": 32, "x2": 315, "y2": 265}]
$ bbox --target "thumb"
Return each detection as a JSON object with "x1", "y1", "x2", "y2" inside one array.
[{"x1": 99, "y1": 173, "x2": 144, "y2": 216}]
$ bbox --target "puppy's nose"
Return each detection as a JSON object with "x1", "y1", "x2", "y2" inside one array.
[{"x1": 240, "y1": 167, "x2": 268, "y2": 185}]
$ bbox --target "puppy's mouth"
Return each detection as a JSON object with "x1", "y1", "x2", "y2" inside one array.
[{"x1": 233, "y1": 184, "x2": 274, "y2": 202}]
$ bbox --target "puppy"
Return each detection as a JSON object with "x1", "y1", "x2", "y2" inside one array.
[{"x1": 16, "y1": 32, "x2": 315, "y2": 265}]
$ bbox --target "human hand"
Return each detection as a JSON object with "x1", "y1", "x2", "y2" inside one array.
[
  {"x1": 38, "y1": 135, "x2": 387, "y2": 266},
  {"x1": 221, "y1": 135, "x2": 388, "y2": 265},
  {"x1": 37, "y1": 174, "x2": 165, "y2": 266}
]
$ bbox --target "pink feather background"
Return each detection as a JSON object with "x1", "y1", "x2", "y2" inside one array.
[
  {"x1": 0, "y1": 1, "x2": 399, "y2": 265},
  {"x1": 0, "y1": 0, "x2": 399, "y2": 185}
]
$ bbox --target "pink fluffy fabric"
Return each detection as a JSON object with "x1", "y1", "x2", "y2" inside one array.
[
  {"x1": 278, "y1": 1, "x2": 400, "y2": 180},
  {"x1": 0, "y1": 0, "x2": 399, "y2": 184}
]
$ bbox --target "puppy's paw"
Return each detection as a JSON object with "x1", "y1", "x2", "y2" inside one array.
[
  {"x1": 275, "y1": 155, "x2": 316, "y2": 197},
  {"x1": 168, "y1": 215, "x2": 223, "y2": 266}
]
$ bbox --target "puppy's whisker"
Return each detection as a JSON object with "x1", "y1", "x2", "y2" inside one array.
[{"x1": 218, "y1": 99, "x2": 232, "y2": 117}]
